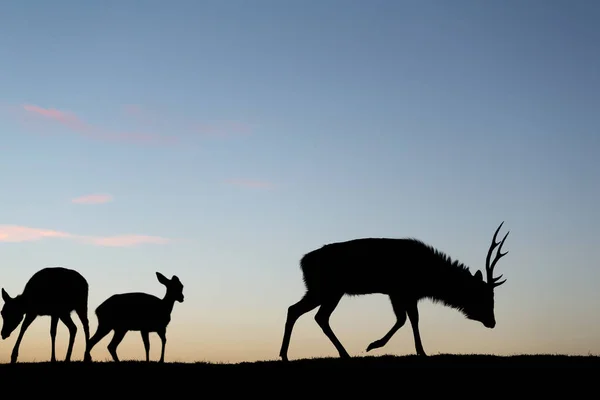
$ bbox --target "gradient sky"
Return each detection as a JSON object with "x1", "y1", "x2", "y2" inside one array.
[{"x1": 1, "y1": 0, "x2": 599, "y2": 363}]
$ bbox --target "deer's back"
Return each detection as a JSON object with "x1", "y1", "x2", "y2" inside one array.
[
  {"x1": 300, "y1": 238, "x2": 437, "y2": 296},
  {"x1": 95, "y1": 292, "x2": 170, "y2": 332},
  {"x1": 21, "y1": 267, "x2": 88, "y2": 315}
]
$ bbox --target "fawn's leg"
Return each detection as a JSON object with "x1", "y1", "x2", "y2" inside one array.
[
  {"x1": 157, "y1": 328, "x2": 167, "y2": 363},
  {"x1": 107, "y1": 329, "x2": 127, "y2": 362}
]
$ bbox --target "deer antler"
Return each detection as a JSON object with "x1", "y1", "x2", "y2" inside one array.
[{"x1": 485, "y1": 222, "x2": 509, "y2": 288}]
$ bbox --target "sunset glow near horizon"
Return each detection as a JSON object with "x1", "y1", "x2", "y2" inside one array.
[{"x1": 1, "y1": 0, "x2": 599, "y2": 363}]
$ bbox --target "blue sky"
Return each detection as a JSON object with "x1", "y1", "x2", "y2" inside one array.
[{"x1": 0, "y1": 0, "x2": 599, "y2": 363}]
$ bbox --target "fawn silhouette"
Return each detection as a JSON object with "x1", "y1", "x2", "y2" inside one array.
[
  {"x1": 85, "y1": 272, "x2": 184, "y2": 363},
  {"x1": 0, "y1": 267, "x2": 90, "y2": 363},
  {"x1": 279, "y1": 222, "x2": 510, "y2": 361}
]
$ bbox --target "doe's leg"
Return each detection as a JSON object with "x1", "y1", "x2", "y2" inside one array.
[
  {"x1": 11, "y1": 313, "x2": 36, "y2": 364},
  {"x1": 60, "y1": 313, "x2": 78, "y2": 362},
  {"x1": 50, "y1": 315, "x2": 59, "y2": 362},
  {"x1": 141, "y1": 331, "x2": 151, "y2": 362}
]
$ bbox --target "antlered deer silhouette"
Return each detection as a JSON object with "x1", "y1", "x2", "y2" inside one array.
[
  {"x1": 279, "y1": 222, "x2": 510, "y2": 361},
  {"x1": 85, "y1": 272, "x2": 184, "y2": 363},
  {"x1": 0, "y1": 267, "x2": 90, "y2": 363}
]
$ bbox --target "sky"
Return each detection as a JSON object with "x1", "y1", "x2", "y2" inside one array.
[{"x1": 0, "y1": 0, "x2": 599, "y2": 363}]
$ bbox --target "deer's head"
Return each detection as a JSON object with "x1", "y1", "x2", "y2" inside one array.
[
  {"x1": 463, "y1": 222, "x2": 509, "y2": 329},
  {"x1": 156, "y1": 272, "x2": 184, "y2": 303},
  {"x1": 0, "y1": 288, "x2": 25, "y2": 340}
]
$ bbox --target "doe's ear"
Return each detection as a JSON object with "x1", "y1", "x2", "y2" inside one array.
[
  {"x1": 156, "y1": 272, "x2": 170, "y2": 285},
  {"x1": 2, "y1": 288, "x2": 12, "y2": 302},
  {"x1": 474, "y1": 270, "x2": 483, "y2": 281}
]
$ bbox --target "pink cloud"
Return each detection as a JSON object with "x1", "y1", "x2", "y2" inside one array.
[
  {"x1": 225, "y1": 179, "x2": 274, "y2": 189},
  {"x1": 0, "y1": 225, "x2": 73, "y2": 243},
  {"x1": 78, "y1": 235, "x2": 170, "y2": 247},
  {"x1": 20, "y1": 104, "x2": 177, "y2": 145},
  {"x1": 0, "y1": 225, "x2": 170, "y2": 248},
  {"x1": 72, "y1": 193, "x2": 113, "y2": 204}
]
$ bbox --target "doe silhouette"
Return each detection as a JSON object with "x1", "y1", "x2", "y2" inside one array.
[
  {"x1": 85, "y1": 272, "x2": 184, "y2": 363},
  {"x1": 0, "y1": 267, "x2": 90, "y2": 363},
  {"x1": 279, "y1": 222, "x2": 510, "y2": 361}
]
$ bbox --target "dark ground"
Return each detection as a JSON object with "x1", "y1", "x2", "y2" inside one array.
[
  {"x1": 1, "y1": 353, "x2": 598, "y2": 371},
  {"x1": 1, "y1": 354, "x2": 596, "y2": 394}
]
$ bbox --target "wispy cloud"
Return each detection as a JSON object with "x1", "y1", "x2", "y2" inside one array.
[
  {"x1": 10, "y1": 102, "x2": 255, "y2": 145},
  {"x1": 79, "y1": 234, "x2": 170, "y2": 247},
  {"x1": 0, "y1": 225, "x2": 171, "y2": 248},
  {"x1": 71, "y1": 193, "x2": 113, "y2": 204},
  {"x1": 225, "y1": 179, "x2": 274, "y2": 189},
  {"x1": 20, "y1": 104, "x2": 177, "y2": 145}
]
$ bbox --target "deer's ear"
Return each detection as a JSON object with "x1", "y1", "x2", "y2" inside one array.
[
  {"x1": 156, "y1": 272, "x2": 169, "y2": 285},
  {"x1": 2, "y1": 288, "x2": 11, "y2": 302},
  {"x1": 474, "y1": 270, "x2": 483, "y2": 281}
]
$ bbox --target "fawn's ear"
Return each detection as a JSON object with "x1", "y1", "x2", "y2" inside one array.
[
  {"x1": 2, "y1": 288, "x2": 11, "y2": 302},
  {"x1": 474, "y1": 270, "x2": 483, "y2": 281},
  {"x1": 156, "y1": 272, "x2": 170, "y2": 285}
]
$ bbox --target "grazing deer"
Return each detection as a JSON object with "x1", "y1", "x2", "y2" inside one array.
[
  {"x1": 85, "y1": 272, "x2": 184, "y2": 363},
  {"x1": 0, "y1": 267, "x2": 90, "y2": 363},
  {"x1": 279, "y1": 222, "x2": 510, "y2": 361}
]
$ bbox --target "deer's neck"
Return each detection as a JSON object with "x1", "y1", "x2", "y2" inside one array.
[
  {"x1": 422, "y1": 264, "x2": 476, "y2": 311},
  {"x1": 161, "y1": 294, "x2": 177, "y2": 315}
]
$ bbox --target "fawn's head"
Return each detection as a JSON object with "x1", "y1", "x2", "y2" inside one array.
[
  {"x1": 1, "y1": 288, "x2": 25, "y2": 340},
  {"x1": 462, "y1": 222, "x2": 509, "y2": 329},
  {"x1": 156, "y1": 272, "x2": 184, "y2": 303}
]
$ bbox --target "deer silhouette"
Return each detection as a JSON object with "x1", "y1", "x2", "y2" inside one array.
[
  {"x1": 279, "y1": 222, "x2": 510, "y2": 361},
  {"x1": 0, "y1": 267, "x2": 90, "y2": 363},
  {"x1": 84, "y1": 272, "x2": 184, "y2": 363}
]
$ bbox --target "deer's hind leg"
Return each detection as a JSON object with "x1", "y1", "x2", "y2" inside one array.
[
  {"x1": 314, "y1": 293, "x2": 350, "y2": 359},
  {"x1": 107, "y1": 329, "x2": 127, "y2": 362},
  {"x1": 279, "y1": 292, "x2": 321, "y2": 362},
  {"x1": 87, "y1": 322, "x2": 112, "y2": 361},
  {"x1": 75, "y1": 306, "x2": 90, "y2": 361},
  {"x1": 366, "y1": 295, "x2": 407, "y2": 352}
]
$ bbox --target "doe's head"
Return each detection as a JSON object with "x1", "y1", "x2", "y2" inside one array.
[
  {"x1": 156, "y1": 272, "x2": 184, "y2": 303},
  {"x1": 463, "y1": 222, "x2": 510, "y2": 329},
  {"x1": 1, "y1": 288, "x2": 25, "y2": 340}
]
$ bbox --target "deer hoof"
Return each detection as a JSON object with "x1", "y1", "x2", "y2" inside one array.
[{"x1": 366, "y1": 341, "x2": 381, "y2": 352}]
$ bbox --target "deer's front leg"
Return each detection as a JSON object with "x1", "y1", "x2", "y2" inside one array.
[
  {"x1": 407, "y1": 302, "x2": 427, "y2": 356},
  {"x1": 366, "y1": 295, "x2": 407, "y2": 352},
  {"x1": 11, "y1": 313, "x2": 36, "y2": 364}
]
